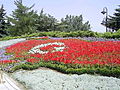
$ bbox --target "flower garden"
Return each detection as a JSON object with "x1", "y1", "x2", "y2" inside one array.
[{"x1": 0, "y1": 37, "x2": 120, "y2": 77}]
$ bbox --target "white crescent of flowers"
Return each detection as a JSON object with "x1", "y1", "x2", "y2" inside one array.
[{"x1": 28, "y1": 42, "x2": 65, "y2": 54}]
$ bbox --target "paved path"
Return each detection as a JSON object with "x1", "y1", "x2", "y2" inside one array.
[
  {"x1": 0, "y1": 38, "x2": 26, "y2": 48},
  {"x1": 0, "y1": 72, "x2": 22, "y2": 90}
]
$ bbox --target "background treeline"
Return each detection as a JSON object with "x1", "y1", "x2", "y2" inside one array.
[{"x1": 0, "y1": 0, "x2": 120, "y2": 38}]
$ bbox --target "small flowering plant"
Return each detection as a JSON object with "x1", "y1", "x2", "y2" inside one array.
[
  {"x1": 0, "y1": 38, "x2": 119, "y2": 76},
  {"x1": 5, "y1": 39, "x2": 120, "y2": 67},
  {"x1": 28, "y1": 42, "x2": 65, "y2": 54},
  {"x1": 0, "y1": 48, "x2": 20, "y2": 72},
  {"x1": 0, "y1": 48, "x2": 16, "y2": 64}
]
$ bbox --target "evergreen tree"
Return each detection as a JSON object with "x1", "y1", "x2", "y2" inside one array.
[
  {"x1": 0, "y1": 4, "x2": 8, "y2": 37},
  {"x1": 107, "y1": 5, "x2": 120, "y2": 32},
  {"x1": 59, "y1": 15, "x2": 91, "y2": 32},
  {"x1": 36, "y1": 9, "x2": 57, "y2": 32},
  {"x1": 7, "y1": 0, "x2": 38, "y2": 36}
]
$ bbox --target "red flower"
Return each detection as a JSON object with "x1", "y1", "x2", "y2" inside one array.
[
  {"x1": 5, "y1": 39, "x2": 120, "y2": 66},
  {"x1": 0, "y1": 60, "x2": 19, "y2": 64},
  {"x1": 27, "y1": 58, "x2": 39, "y2": 63}
]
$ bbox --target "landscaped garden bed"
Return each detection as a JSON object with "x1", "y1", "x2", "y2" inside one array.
[{"x1": 0, "y1": 37, "x2": 119, "y2": 78}]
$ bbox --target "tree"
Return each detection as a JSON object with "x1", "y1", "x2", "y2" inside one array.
[
  {"x1": 0, "y1": 4, "x2": 9, "y2": 37},
  {"x1": 107, "y1": 5, "x2": 120, "y2": 32},
  {"x1": 7, "y1": 0, "x2": 38, "y2": 36},
  {"x1": 36, "y1": 9, "x2": 57, "y2": 32},
  {"x1": 58, "y1": 15, "x2": 91, "y2": 32}
]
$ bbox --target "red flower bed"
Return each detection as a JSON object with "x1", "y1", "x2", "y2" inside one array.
[
  {"x1": 6, "y1": 39, "x2": 120, "y2": 66},
  {"x1": 0, "y1": 60, "x2": 19, "y2": 64}
]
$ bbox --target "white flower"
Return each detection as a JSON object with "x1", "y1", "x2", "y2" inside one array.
[{"x1": 28, "y1": 42, "x2": 65, "y2": 54}]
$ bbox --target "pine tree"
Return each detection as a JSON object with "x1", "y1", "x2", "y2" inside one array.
[
  {"x1": 36, "y1": 9, "x2": 57, "y2": 32},
  {"x1": 8, "y1": 0, "x2": 38, "y2": 36},
  {"x1": 107, "y1": 5, "x2": 120, "y2": 32},
  {"x1": 59, "y1": 15, "x2": 91, "y2": 32},
  {"x1": 0, "y1": 4, "x2": 8, "y2": 37}
]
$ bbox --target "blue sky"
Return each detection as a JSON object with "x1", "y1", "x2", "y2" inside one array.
[{"x1": 0, "y1": 0, "x2": 120, "y2": 32}]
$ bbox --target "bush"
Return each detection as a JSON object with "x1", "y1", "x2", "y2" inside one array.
[
  {"x1": 1, "y1": 30, "x2": 120, "y2": 41},
  {"x1": 102, "y1": 32, "x2": 112, "y2": 38},
  {"x1": 9, "y1": 61, "x2": 120, "y2": 78}
]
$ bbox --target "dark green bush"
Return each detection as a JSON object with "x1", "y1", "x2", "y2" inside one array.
[{"x1": 9, "y1": 61, "x2": 120, "y2": 78}]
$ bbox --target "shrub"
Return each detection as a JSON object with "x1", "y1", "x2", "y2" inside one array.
[{"x1": 9, "y1": 61, "x2": 120, "y2": 78}]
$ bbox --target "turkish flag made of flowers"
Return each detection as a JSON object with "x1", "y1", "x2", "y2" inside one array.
[{"x1": 6, "y1": 39, "x2": 120, "y2": 65}]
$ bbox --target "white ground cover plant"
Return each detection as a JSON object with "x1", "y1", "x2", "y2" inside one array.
[
  {"x1": 11, "y1": 69, "x2": 120, "y2": 90},
  {"x1": 28, "y1": 42, "x2": 65, "y2": 54}
]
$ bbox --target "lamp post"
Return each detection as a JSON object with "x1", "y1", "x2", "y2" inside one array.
[{"x1": 101, "y1": 7, "x2": 108, "y2": 32}]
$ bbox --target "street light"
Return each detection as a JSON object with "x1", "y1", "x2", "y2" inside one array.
[
  {"x1": 101, "y1": 7, "x2": 108, "y2": 32},
  {"x1": 101, "y1": 18, "x2": 106, "y2": 25}
]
